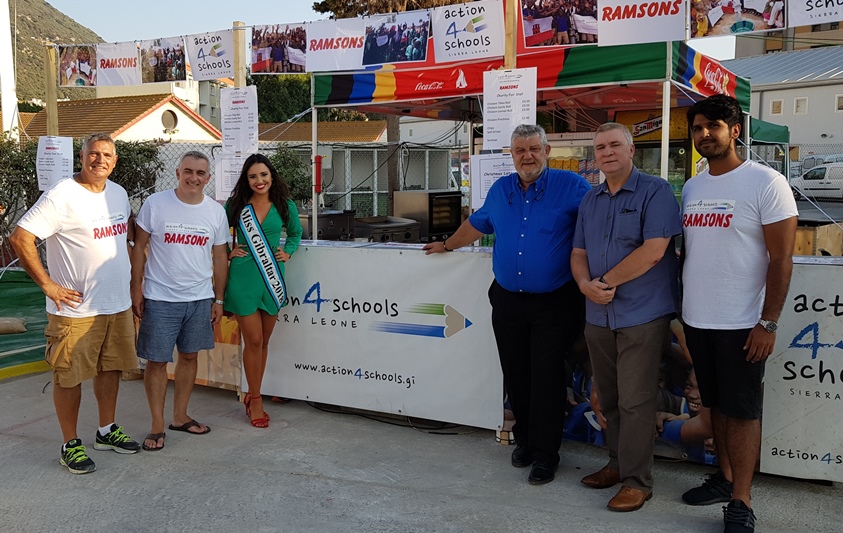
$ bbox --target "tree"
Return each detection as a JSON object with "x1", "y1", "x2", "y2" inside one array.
[
  {"x1": 248, "y1": 75, "x2": 371, "y2": 123},
  {"x1": 311, "y1": 0, "x2": 465, "y2": 214}
]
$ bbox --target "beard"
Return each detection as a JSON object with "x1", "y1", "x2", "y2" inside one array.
[{"x1": 696, "y1": 139, "x2": 733, "y2": 161}]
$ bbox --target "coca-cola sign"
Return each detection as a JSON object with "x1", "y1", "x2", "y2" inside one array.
[
  {"x1": 415, "y1": 81, "x2": 444, "y2": 91},
  {"x1": 703, "y1": 63, "x2": 729, "y2": 95}
]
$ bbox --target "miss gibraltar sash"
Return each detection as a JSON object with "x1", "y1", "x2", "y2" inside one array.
[{"x1": 239, "y1": 204, "x2": 288, "y2": 310}]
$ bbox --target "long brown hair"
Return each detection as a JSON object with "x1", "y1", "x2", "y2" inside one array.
[{"x1": 226, "y1": 153, "x2": 292, "y2": 228}]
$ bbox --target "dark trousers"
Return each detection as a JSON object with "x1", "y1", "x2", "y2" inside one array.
[
  {"x1": 489, "y1": 279, "x2": 583, "y2": 466},
  {"x1": 584, "y1": 317, "x2": 670, "y2": 491}
]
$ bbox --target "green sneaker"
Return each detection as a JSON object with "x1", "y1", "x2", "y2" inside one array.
[
  {"x1": 60, "y1": 439, "x2": 96, "y2": 474},
  {"x1": 94, "y1": 424, "x2": 140, "y2": 454}
]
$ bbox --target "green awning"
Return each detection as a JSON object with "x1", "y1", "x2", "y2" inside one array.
[{"x1": 750, "y1": 117, "x2": 789, "y2": 144}]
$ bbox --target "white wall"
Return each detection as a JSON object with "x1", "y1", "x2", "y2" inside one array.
[
  {"x1": 752, "y1": 84, "x2": 843, "y2": 144},
  {"x1": 115, "y1": 101, "x2": 218, "y2": 143},
  {"x1": 400, "y1": 117, "x2": 470, "y2": 146}
]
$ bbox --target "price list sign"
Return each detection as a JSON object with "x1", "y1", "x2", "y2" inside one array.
[
  {"x1": 221, "y1": 86, "x2": 259, "y2": 155},
  {"x1": 482, "y1": 68, "x2": 537, "y2": 151},
  {"x1": 36, "y1": 136, "x2": 74, "y2": 190}
]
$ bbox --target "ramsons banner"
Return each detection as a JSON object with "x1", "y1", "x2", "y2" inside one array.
[
  {"x1": 96, "y1": 42, "x2": 141, "y2": 86},
  {"x1": 761, "y1": 259, "x2": 843, "y2": 482},
  {"x1": 431, "y1": 0, "x2": 505, "y2": 63},
  {"x1": 185, "y1": 30, "x2": 234, "y2": 81},
  {"x1": 306, "y1": 18, "x2": 366, "y2": 72},
  {"x1": 597, "y1": 0, "x2": 686, "y2": 46},
  {"x1": 258, "y1": 243, "x2": 503, "y2": 430}
]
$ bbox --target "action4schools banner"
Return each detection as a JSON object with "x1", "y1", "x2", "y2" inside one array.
[
  {"x1": 788, "y1": 0, "x2": 843, "y2": 27},
  {"x1": 431, "y1": 0, "x2": 505, "y2": 63},
  {"x1": 185, "y1": 30, "x2": 234, "y2": 81}
]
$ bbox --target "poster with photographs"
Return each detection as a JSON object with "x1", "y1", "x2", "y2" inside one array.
[
  {"x1": 140, "y1": 37, "x2": 187, "y2": 83},
  {"x1": 362, "y1": 10, "x2": 430, "y2": 67},
  {"x1": 58, "y1": 45, "x2": 97, "y2": 87},
  {"x1": 251, "y1": 24, "x2": 307, "y2": 74},
  {"x1": 521, "y1": 0, "x2": 597, "y2": 47},
  {"x1": 690, "y1": 0, "x2": 786, "y2": 38}
]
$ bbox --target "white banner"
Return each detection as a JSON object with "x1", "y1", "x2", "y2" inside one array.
[
  {"x1": 572, "y1": 14, "x2": 599, "y2": 35},
  {"x1": 470, "y1": 153, "x2": 515, "y2": 210},
  {"x1": 522, "y1": 16, "x2": 554, "y2": 47},
  {"x1": 761, "y1": 259, "x2": 843, "y2": 482},
  {"x1": 306, "y1": 18, "x2": 366, "y2": 72},
  {"x1": 255, "y1": 244, "x2": 503, "y2": 430},
  {"x1": 185, "y1": 30, "x2": 234, "y2": 81},
  {"x1": 482, "y1": 67, "x2": 537, "y2": 151},
  {"x1": 95, "y1": 42, "x2": 140, "y2": 86},
  {"x1": 36, "y1": 136, "x2": 73, "y2": 191},
  {"x1": 597, "y1": 0, "x2": 686, "y2": 46},
  {"x1": 221, "y1": 86, "x2": 259, "y2": 154},
  {"x1": 788, "y1": 0, "x2": 835, "y2": 27},
  {"x1": 432, "y1": 0, "x2": 505, "y2": 63}
]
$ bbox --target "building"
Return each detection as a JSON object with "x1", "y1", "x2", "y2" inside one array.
[{"x1": 736, "y1": 24, "x2": 843, "y2": 57}]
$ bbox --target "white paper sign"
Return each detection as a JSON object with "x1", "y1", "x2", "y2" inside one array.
[
  {"x1": 214, "y1": 154, "x2": 248, "y2": 201},
  {"x1": 36, "y1": 136, "x2": 73, "y2": 190},
  {"x1": 432, "y1": 0, "x2": 505, "y2": 63},
  {"x1": 258, "y1": 244, "x2": 503, "y2": 430},
  {"x1": 185, "y1": 30, "x2": 234, "y2": 81},
  {"x1": 470, "y1": 153, "x2": 515, "y2": 209},
  {"x1": 221, "y1": 86, "x2": 259, "y2": 154},
  {"x1": 306, "y1": 18, "x2": 366, "y2": 72},
  {"x1": 482, "y1": 67, "x2": 537, "y2": 151},
  {"x1": 597, "y1": 0, "x2": 686, "y2": 46},
  {"x1": 96, "y1": 42, "x2": 141, "y2": 86},
  {"x1": 761, "y1": 259, "x2": 843, "y2": 482}
]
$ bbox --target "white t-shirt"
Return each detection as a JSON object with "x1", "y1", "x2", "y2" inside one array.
[
  {"x1": 135, "y1": 189, "x2": 229, "y2": 302},
  {"x1": 17, "y1": 178, "x2": 132, "y2": 317},
  {"x1": 681, "y1": 160, "x2": 798, "y2": 329}
]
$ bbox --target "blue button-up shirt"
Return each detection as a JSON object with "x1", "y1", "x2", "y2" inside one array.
[
  {"x1": 572, "y1": 167, "x2": 681, "y2": 329},
  {"x1": 470, "y1": 168, "x2": 590, "y2": 293}
]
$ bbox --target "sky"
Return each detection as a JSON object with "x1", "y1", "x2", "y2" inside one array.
[{"x1": 43, "y1": 0, "x2": 735, "y2": 60}]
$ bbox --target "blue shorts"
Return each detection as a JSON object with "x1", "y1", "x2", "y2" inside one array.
[{"x1": 137, "y1": 299, "x2": 214, "y2": 363}]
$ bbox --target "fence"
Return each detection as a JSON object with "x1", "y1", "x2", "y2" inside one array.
[{"x1": 1, "y1": 140, "x2": 465, "y2": 270}]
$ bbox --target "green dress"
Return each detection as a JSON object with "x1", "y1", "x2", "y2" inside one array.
[{"x1": 224, "y1": 200, "x2": 303, "y2": 316}]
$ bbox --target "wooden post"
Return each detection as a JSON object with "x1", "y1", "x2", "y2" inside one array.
[
  {"x1": 505, "y1": 0, "x2": 517, "y2": 69},
  {"x1": 44, "y1": 45, "x2": 59, "y2": 136},
  {"x1": 232, "y1": 21, "x2": 246, "y2": 88}
]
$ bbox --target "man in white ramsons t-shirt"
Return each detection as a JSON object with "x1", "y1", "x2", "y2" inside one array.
[
  {"x1": 11, "y1": 133, "x2": 141, "y2": 475},
  {"x1": 680, "y1": 95, "x2": 797, "y2": 533},
  {"x1": 130, "y1": 151, "x2": 229, "y2": 452}
]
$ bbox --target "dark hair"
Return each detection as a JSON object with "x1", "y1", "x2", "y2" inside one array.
[
  {"x1": 226, "y1": 153, "x2": 292, "y2": 229},
  {"x1": 686, "y1": 94, "x2": 743, "y2": 130}
]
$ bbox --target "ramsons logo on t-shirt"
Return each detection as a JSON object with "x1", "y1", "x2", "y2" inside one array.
[
  {"x1": 163, "y1": 222, "x2": 211, "y2": 246},
  {"x1": 92, "y1": 212, "x2": 128, "y2": 239},
  {"x1": 683, "y1": 199, "x2": 735, "y2": 228}
]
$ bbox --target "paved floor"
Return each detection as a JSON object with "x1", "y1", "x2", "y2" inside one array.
[{"x1": 1, "y1": 371, "x2": 840, "y2": 533}]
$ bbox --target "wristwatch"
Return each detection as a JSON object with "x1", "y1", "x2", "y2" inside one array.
[
  {"x1": 759, "y1": 319, "x2": 778, "y2": 333},
  {"x1": 213, "y1": 299, "x2": 224, "y2": 305}
]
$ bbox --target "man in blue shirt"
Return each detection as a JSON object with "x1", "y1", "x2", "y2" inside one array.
[
  {"x1": 571, "y1": 122, "x2": 681, "y2": 511},
  {"x1": 424, "y1": 124, "x2": 590, "y2": 485}
]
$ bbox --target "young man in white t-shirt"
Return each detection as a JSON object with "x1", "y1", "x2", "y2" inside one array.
[
  {"x1": 130, "y1": 151, "x2": 229, "y2": 452},
  {"x1": 680, "y1": 95, "x2": 798, "y2": 533},
  {"x1": 11, "y1": 133, "x2": 141, "y2": 475}
]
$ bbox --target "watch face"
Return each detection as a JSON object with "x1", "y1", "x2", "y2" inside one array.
[{"x1": 761, "y1": 320, "x2": 777, "y2": 333}]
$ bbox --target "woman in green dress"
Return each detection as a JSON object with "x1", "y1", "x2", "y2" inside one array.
[{"x1": 224, "y1": 154, "x2": 302, "y2": 427}]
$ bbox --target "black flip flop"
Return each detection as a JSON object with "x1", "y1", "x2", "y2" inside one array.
[
  {"x1": 142, "y1": 432, "x2": 165, "y2": 451},
  {"x1": 168, "y1": 419, "x2": 211, "y2": 435}
]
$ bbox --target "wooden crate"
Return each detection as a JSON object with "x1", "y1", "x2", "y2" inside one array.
[{"x1": 794, "y1": 223, "x2": 843, "y2": 256}]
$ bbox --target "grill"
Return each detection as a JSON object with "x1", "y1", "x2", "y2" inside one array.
[{"x1": 354, "y1": 216, "x2": 420, "y2": 243}]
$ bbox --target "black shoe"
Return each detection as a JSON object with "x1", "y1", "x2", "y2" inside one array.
[
  {"x1": 528, "y1": 462, "x2": 557, "y2": 485},
  {"x1": 723, "y1": 499, "x2": 756, "y2": 533},
  {"x1": 511, "y1": 445, "x2": 533, "y2": 468},
  {"x1": 60, "y1": 439, "x2": 96, "y2": 474},
  {"x1": 682, "y1": 471, "x2": 733, "y2": 505}
]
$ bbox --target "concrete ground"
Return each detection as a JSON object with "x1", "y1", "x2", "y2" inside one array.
[{"x1": 1, "y1": 371, "x2": 840, "y2": 533}]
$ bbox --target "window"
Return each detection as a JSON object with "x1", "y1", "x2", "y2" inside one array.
[
  {"x1": 794, "y1": 97, "x2": 808, "y2": 115},
  {"x1": 836, "y1": 95, "x2": 843, "y2": 112},
  {"x1": 211, "y1": 108, "x2": 218, "y2": 118},
  {"x1": 804, "y1": 168, "x2": 826, "y2": 181},
  {"x1": 770, "y1": 99, "x2": 783, "y2": 115}
]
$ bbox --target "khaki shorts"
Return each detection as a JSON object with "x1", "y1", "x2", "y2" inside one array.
[{"x1": 44, "y1": 308, "x2": 138, "y2": 388}]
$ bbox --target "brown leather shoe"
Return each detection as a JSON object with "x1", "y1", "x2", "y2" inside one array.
[
  {"x1": 607, "y1": 486, "x2": 653, "y2": 512},
  {"x1": 581, "y1": 466, "x2": 621, "y2": 489}
]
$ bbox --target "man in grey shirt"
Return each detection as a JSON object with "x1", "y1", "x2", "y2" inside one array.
[{"x1": 571, "y1": 122, "x2": 681, "y2": 511}]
